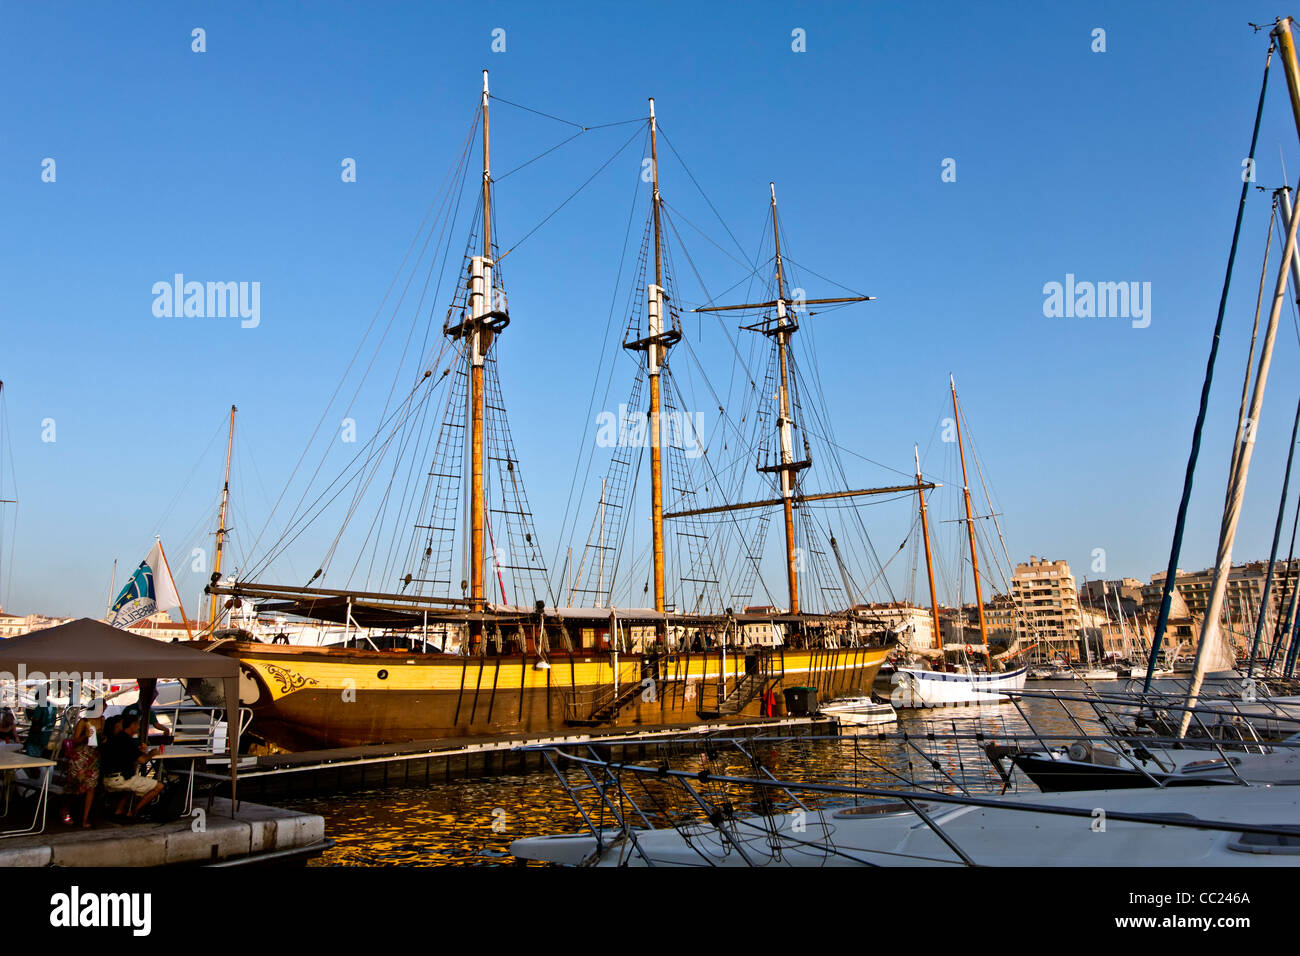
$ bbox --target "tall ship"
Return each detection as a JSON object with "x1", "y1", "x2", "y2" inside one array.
[{"x1": 199, "y1": 75, "x2": 916, "y2": 751}]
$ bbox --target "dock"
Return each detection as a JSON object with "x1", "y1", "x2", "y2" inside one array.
[
  {"x1": 0, "y1": 798, "x2": 329, "y2": 867},
  {"x1": 207, "y1": 715, "x2": 841, "y2": 800}
]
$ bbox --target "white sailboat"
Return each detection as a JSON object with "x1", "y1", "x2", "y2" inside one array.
[{"x1": 892, "y1": 380, "x2": 1027, "y2": 708}]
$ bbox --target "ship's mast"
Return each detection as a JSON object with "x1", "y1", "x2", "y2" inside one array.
[
  {"x1": 647, "y1": 98, "x2": 668, "y2": 617},
  {"x1": 466, "y1": 69, "x2": 495, "y2": 647},
  {"x1": 951, "y1": 375, "x2": 989, "y2": 655},
  {"x1": 208, "y1": 404, "x2": 236, "y2": 631},
  {"x1": 769, "y1": 184, "x2": 803, "y2": 614},
  {"x1": 916, "y1": 444, "x2": 942, "y2": 650},
  {"x1": 682, "y1": 187, "x2": 880, "y2": 619}
]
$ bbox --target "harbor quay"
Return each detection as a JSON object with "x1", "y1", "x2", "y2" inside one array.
[{"x1": 0, "y1": 798, "x2": 327, "y2": 867}]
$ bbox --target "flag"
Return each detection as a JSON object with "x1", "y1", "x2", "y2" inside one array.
[{"x1": 108, "y1": 541, "x2": 182, "y2": 628}]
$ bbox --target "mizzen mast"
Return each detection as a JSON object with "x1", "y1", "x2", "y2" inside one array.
[
  {"x1": 648, "y1": 99, "x2": 667, "y2": 616},
  {"x1": 690, "y1": 184, "x2": 874, "y2": 615},
  {"x1": 768, "y1": 183, "x2": 805, "y2": 614}
]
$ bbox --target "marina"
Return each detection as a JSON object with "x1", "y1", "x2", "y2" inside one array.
[{"x1": 10, "y1": 1, "x2": 1300, "y2": 941}]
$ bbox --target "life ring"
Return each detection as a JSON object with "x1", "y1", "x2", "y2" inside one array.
[{"x1": 965, "y1": 643, "x2": 974, "y2": 655}]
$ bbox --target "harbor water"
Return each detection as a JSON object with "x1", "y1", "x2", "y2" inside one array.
[{"x1": 285, "y1": 682, "x2": 1119, "y2": 865}]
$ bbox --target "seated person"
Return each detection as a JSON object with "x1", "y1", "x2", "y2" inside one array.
[
  {"x1": 122, "y1": 695, "x2": 170, "y2": 744},
  {"x1": 0, "y1": 706, "x2": 17, "y2": 743},
  {"x1": 99, "y1": 716, "x2": 164, "y2": 817}
]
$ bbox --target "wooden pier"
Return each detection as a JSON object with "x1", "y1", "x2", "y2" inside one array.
[{"x1": 205, "y1": 715, "x2": 839, "y2": 800}]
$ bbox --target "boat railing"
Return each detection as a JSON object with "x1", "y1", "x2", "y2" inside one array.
[
  {"x1": 149, "y1": 704, "x2": 255, "y2": 755},
  {"x1": 519, "y1": 736, "x2": 1300, "y2": 866}
]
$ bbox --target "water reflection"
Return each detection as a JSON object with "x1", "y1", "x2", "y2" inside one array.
[{"x1": 285, "y1": 684, "x2": 1117, "y2": 866}]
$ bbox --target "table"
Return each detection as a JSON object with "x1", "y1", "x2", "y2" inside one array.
[
  {"x1": 147, "y1": 745, "x2": 210, "y2": 816},
  {"x1": 0, "y1": 750, "x2": 57, "y2": 837}
]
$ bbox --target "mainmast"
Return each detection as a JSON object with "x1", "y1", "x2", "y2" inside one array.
[
  {"x1": 951, "y1": 375, "x2": 989, "y2": 655},
  {"x1": 916, "y1": 444, "x2": 942, "y2": 650},
  {"x1": 621, "y1": 98, "x2": 679, "y2": 618},
  {"x1": 208, "y1": 404, "x2": 236, "y2": 631}
]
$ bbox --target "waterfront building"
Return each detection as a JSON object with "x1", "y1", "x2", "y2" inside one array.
[
  {"x1": 0, "y1": 606, "x2": 75, "y2": 639},
  {"x1": 938, "y1": 600, "x2": 1015, "y2": 652},
  {"x1": 1081, "y1": 578, "x2": 1145, "y2": 607},
  {"x1": 117, "y1": 611, "x2": 195, "y2": 641},
  {"x1": 852, "y1": 602, "x2": 939, "y2": 650},
  {"x1": 1010, "y1": 557, "x2": 1083, "y2": 656},
  {"x1": 1141, "y1": 560, "x2": 1300, "y2": 656}
]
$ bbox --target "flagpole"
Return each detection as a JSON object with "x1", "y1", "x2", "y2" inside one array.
[
  {"x1": 105, "y1": 559, "x2": 117, "y2": 618},
  {"x1": 155, "y1": 537, "x2": 194, "y2": 639}
]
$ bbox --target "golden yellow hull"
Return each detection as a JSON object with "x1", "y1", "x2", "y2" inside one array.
[{"x1": 212, "y1": 642, "x2": 892, "y2": 751}]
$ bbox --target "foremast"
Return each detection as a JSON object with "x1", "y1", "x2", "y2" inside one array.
[{"x1": 444, "y1": 69, "x2": 510, "y2": 650}]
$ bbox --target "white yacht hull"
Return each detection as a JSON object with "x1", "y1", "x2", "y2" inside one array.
[
  {"x1": 819, "y1": 697, "x2": 897, "y2": 726},
  {"x1": 891, "y1": 666, "x2": 1028, "y2": 708},
  {"x1": 513, "y1": 784, "x2": 1300, "y2": 867}
]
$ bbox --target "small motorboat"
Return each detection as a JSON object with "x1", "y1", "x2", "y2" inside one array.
[
  {"x1": 891, "y1": 665, "x2": 1028, "y2": 708},
  {"x1": 819, "y1": 695, "x2": 897, "y2": 727}
]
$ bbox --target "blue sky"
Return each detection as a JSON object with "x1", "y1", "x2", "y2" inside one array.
[{"x1": 4, "y1": 1, "x2": 1300, "y2": 618}]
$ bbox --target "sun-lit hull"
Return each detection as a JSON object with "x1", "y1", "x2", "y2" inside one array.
[{"x1": 206, "y1": 642, "x2": 892, "y2": 750}]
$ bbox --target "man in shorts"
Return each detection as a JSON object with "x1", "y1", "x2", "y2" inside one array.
[{"x1": 100, "y1": 716, "x2": 164, "y2": 817}]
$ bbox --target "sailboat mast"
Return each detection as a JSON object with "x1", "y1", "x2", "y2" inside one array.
[
  {"x1": 951, "y1": 375, "x2": 989, "y2": 653},
  {"x1": 1180, "y1": 174, "x2": 1300, "y2": 734},
  {"x1": 468, "y1": 69, "x2": 493, "y2": 644},
  {"x1": 770, "y1": 183, "x2": 801, "y2": 615},
  {"x1": 209, "y1": 404, "x2": 236, "y2": 631},
  {"x1": 647, "y1": 98, "x2": 667, "y2": 617},
  {"x1": 916, "y1": 445, "x2": 942, "y2": 650}
]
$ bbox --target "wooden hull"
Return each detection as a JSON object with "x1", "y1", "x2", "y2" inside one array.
[{"x1": 208, "y1": 642, "x2": 892, "y2": 750}]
